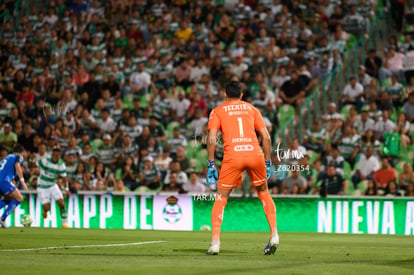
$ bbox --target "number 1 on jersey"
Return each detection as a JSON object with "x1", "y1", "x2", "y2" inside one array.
[{"x1": 237, "y1": 117, "x2": 244, "y2": 137}]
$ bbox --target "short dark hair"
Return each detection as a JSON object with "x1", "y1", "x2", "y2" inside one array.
[
  {"x1": 13, "y1": 144, "x2": 25, "y2": 153},
  {"x1": 225, "y1": 81, "x2": 242, "y2": 98}
]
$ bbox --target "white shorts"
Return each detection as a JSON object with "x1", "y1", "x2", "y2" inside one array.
[{"x1": 37, "y1": 184, "x2": 63, "y2": 204}]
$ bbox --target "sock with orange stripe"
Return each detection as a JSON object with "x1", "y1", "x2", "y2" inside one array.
[
  {"x1": 258, "y1": 190, "x2": 278, "y2": 237},
  {"x1": 211, "y1": 195, "x2": 228, "y2": 245}
]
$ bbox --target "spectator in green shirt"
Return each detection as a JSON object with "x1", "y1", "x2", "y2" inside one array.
[
  {"x1": 139, "y1": 156, "x2": 162, "y2": 191},
  {"x1": 385, "y1": 75, "x2": 404, "y2": 107}
]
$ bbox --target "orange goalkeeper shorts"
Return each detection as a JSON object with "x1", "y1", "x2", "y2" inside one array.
[{"x1": 218, "y1": 155, "x2": 267, "y2": 190}]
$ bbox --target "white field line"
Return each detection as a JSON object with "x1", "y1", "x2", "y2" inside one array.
[{"x1": 0, "y1": 240, "x2": 166, "y2": 252}]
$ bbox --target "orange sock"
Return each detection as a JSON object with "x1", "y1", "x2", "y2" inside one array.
[
  {"x1": 258, "y1": 190, "x2": 278, "y2": 236},
  {"x1": 211, "y1": 195, "x2": 228, "y2": 243}
]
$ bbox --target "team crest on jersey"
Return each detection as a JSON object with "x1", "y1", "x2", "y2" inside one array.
[{"x1": 162, "y1": 196, "x2": 182, "y2": 223}]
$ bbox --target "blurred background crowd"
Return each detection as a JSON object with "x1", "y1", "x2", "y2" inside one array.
[{"x1": 0, "y1": 0, "x2": 413, "y2": 197}]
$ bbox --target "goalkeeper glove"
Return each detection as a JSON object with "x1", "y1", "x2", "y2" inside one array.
[
  {"x1": 265, "y1": 159, "x2": 271, "y2": 180},
  {"x1": 206, "y1": 160, "x2": 218, "y2": 185}
]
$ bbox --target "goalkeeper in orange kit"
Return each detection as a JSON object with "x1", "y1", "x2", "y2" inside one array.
[{"x1": 205, "y1": 81, "x2": 279, "y2": 255}]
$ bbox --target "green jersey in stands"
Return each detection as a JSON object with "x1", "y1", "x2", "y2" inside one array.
[{"x1": 383, "y1": 133, "x2": 400, "y2": 157}]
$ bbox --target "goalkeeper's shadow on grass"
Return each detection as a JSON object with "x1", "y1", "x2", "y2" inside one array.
[
  {"x1": 45, "y1": 252, "x2": 171, "y2": 257},
  {"x1": 43, "y1": 248, "x2": 246, "y2": 256},
  {"x1": 44, "y1": 250, "x2": 244, "y2": 256}
]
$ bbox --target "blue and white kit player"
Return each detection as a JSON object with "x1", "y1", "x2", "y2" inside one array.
[{"x1": 0, "y1": 145, "x2": 29, "y2": 228}]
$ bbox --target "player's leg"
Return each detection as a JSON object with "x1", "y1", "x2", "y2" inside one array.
[
  {"x1": 42, "y1": 203, "x2": 51, "y2": 219},
  {"x1": 255, "y1": 183, "x2": 278, "y2": 238},
  {"x1": 207, "y1": 188, "x2": 232, "y2": 255},
  {"x1": 0, "y1": 187, "x2": 24, "y2": 227},
  {"x1": 207, "y1": 159, "x2": 243, "y2": 255},
  {"x1": 37, "y1": 188, "x2": 51, "y2": 218},
  {"x1": 0, "y1": 197, "x2": 9, "y2": 210},
  {"x1": 0, "y1": 181, "x2": 16, "y2": 211},
  {"x1": 255, "y1": 183, "x2": 279, "y2": 255},
  {"x1": 51, "y1": 185, "x2": 68, "y2": 227},
  {"x1": 248, "y1": 158, "x2": 279, "y2": 255},
  {"x1": 56, "y1": 198, "x2": 68, "y2": 227}
]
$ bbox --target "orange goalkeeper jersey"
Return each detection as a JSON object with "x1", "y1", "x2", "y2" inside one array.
[{"x1": 208, "y1": 100, "x2": 266, "y2": 159}]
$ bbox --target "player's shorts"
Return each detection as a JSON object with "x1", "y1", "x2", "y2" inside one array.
[
  {"x1": 37, "y1": 184, "x2": 63, "y2": 204},
  {"x1": 0, "y1": 180, "x2": 17, "y2": 196},
  {"x1": 218, "y1": 155, "x2": 267, "y2": 190}
]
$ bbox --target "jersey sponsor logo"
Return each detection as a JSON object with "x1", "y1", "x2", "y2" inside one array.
[
  {"x1": 234, "y1": 145, "x2": 254, "y2": 152},
  {"x1": 222, "y1": 104, "x2": 252, "y2": 112},
  {"x1": 232, "y1": 137, "x2": 253, "y2": 143},
  {"x1": 43, "y1": 171, "x2": 58, "y2": 178},
  {"x1": 221, "y1": 183, "x2": 236, "y2": 188},
  {"x1": 228, "y1": 111, "x2": 249, "y2": 116},
  {"x1": 253, "y1": 178, "x2": 267, "y2": 184}
]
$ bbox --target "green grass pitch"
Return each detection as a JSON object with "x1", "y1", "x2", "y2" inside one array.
[{"x1": 0, "y1": 228, "x2": 413, "y2": 274}]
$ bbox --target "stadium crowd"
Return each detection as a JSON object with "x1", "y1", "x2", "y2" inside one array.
[{"x1": 0, "y1": 0, "x2": 413, "y2": 197}]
